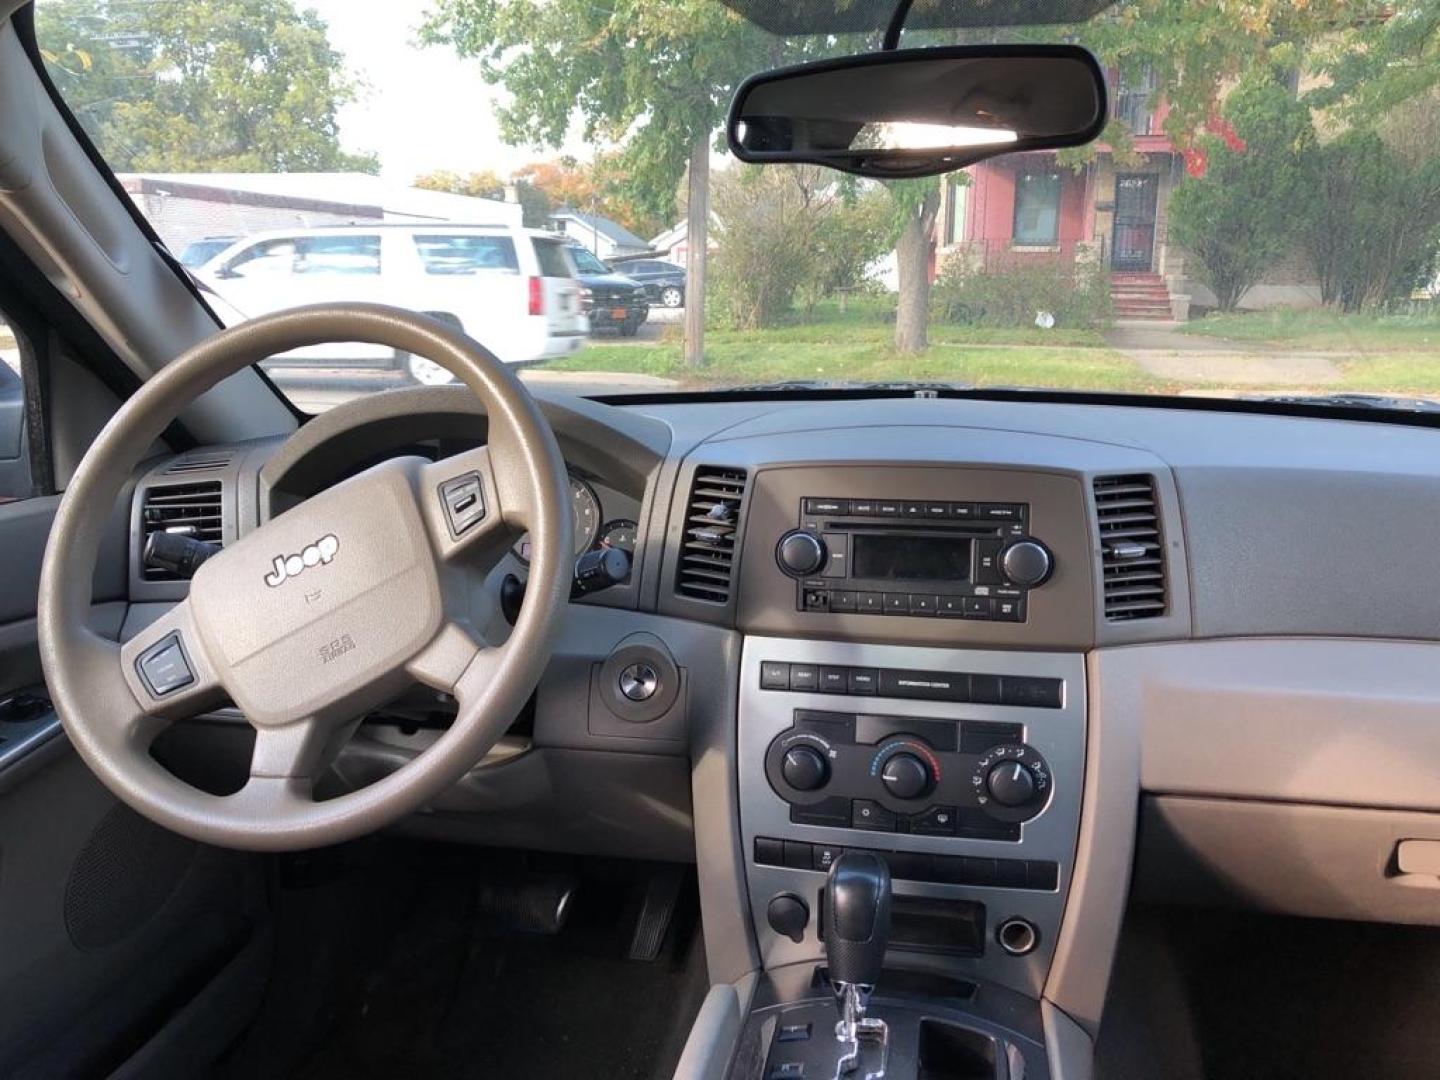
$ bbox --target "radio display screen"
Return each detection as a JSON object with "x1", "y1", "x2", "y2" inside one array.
[{"x1": 851, "y1": 534, "x2": 972, "y2": 582}]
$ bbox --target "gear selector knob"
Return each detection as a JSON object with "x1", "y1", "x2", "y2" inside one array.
[{"x1": 825, "y1": 851, "x2": 892, "y2": 991}]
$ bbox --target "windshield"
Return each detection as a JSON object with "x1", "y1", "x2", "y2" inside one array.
[{"x1": 32, "y1": 0, "x2": 1440, "y2": 412}]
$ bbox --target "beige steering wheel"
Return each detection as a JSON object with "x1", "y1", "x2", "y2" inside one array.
[{"x1": 37, "y1": 305, "x2": 573, "y2": 851}]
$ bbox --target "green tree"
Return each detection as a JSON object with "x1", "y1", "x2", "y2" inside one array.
[
  {"x1": 420, "y1": 1, "x2": 847, "y2": 366},
  {"x1": 1167, "y1": 75, "x2": 1316, "y2": 311},
  {"x1": 36, "y1": 0, "x2": 376, "y2": 174}
]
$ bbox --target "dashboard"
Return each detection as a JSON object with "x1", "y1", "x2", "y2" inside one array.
[{"x1": 119, "y1": 383, "x2": 1440, "y2": 1039}]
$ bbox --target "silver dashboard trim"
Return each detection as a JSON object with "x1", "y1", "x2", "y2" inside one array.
[{"x1": 738, "y1": 635, "x2": 1086, "y2": 999}]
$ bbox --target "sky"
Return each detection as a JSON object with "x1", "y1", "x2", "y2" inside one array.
[{"x1": 303, "y1": 0, "x2": 592, "y2": 183}]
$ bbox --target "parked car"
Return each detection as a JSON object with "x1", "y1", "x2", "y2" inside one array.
[
  {"x1": 617, "y1": 258, "x2": 686, "y2": 308},
  {"x1": 177, "y1": 235, "x2": 239, "y2": 268},
  {"x1": 195, "y1": 224, "x2": 588, "y2": 382},
  {"x1": 565, "y1": 245, "x2": 650, "y2": 335}
]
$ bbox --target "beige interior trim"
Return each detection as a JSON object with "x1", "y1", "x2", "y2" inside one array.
[
  {"x1": 1043, "y1": 649, "x2": 1140, "y2": 1036},
  {"x1": 1139, "y1": 796, "x2": 1440, "y2": 926},
  {"x1": 1042, "y1": 999, "x2": 1095, "y2": 1080},
  {"x1": 1133, "y1": 638, "x2": 1440, "y2": 811},
  {"x1": 671, "y1": 976, "x2": 756, "y2": 1080}
]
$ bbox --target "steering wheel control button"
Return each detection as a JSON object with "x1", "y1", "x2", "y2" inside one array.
[
  {"x1": 136, "y1": 633, "x2": 195, "y2": 697},
  {"x1": 439, "y1": 472, "x2": 486, "y2": 537},
  {"x1": 618, "y1": 662, "x2": 659, "y2": 702}
]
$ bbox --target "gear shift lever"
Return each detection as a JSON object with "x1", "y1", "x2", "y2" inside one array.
[{"x1": 825, "y1": 852, "x2": 892, "y2": 1078}]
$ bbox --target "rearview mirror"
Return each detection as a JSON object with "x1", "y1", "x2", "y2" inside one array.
[{"x1": 727, "y1": 45, "x2": 1107, "y2": 179}]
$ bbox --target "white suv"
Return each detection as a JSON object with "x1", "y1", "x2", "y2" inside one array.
[{"x1": 194, "y1": 224, "x2": 588, "y2": 383}]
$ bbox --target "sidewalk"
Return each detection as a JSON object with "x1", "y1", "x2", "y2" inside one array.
[{"x1": 1105, "y1": 321, "x2": 1343, "y2": 386}]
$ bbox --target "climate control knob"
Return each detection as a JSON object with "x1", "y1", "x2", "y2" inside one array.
[
  {"x1": 781, "y1": 745, "x2": 830, "y2": 792},
  {"x1": 776, "y1": 530, "x2": 827, "y2": 577},
  {"x1": 880, "y1": 752, "x2": 933, "y2": 800},
  {"x1": 986, "y1": 761, "x2": 1038, "y2": 807},
  {"x1": 1000, "y1": 539, "x2": 1053, "y2": 588}
]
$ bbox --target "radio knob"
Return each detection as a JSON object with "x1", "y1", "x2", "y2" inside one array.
[
  {"x1": 777, "y1": 530, "x2": 828, "y2": 577},
  {"x1": 880, "y1": 752, "x2": 932, "y2": 800},
  {"x1": 782, "y1": 745, "x2": 830, "y2": 791},
  {"x1": 986, "y1": 761, "x2": 1038, "y2": 807},
  {"x1": 1000, "y1": 539, "x2": 1053, "y2": 588}
]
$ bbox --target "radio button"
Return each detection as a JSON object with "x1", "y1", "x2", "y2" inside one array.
[
  {"x1": 830, "y1": 590, "x2": 857, "y2": 612},
  {"x1": 980, "y1": 503, "x2": 1023, "y2": 521},
  {"x1": 875, "y1": 501, "x2": 902, "y2": 517},
  {"x1": 883, "y1": 592, "x2": 910, "y2": 614},
  {"x1": 937, "y1": 596, "x2": 965, "y2": 617},
  {"x1": 821, "y1": 532, "x2": 849, "y2": 577},
  {"x1": 975, "y1": 538, "x2": 1005, "y2": 584},
  {"x1": 1000, "y1": 539, "x2": 1053, "y2": 588},
  {"x1": 902, "y1": 501, "x2": 926, "y2": 519},
  {"x1": 963, "y1": 597, "x2": 994, "y2": 618},
  {"x1": 779, "y1": 530, "x2": 828, "y2": 576},
  {"x1": 804, "y1": 497, "x2": 847, "y2": 515},
  {"x1": 857, "y1": 592, "x2": 884, "y2": 613},
  {"x1": 924, "y1": 502, "x2": 951, "y2": 519},
  {"x1": 802, "y1": 589, "x2": 830, "y2": 612},
  {"x1": 850, "y1": 500, "x2": 877, "y2": 516},
  {"x1": 910, "y1": 594, "x2": 938, "y2": 616},
  {"x1": 995, "y1": 598, "x2": 1026, "y2": 622},
  {"x1": 951, "y1": 502, "x2": 977, "y2": 520}
]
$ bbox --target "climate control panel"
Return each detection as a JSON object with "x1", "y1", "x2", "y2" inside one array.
[{"x1": 764, "y1": 710, "x2": 1052, "y2": 842}]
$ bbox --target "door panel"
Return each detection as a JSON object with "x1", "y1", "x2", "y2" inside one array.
[
  {"x1": 1112, "y1": 173, "x2": 1158, "y2": 272},
  {"x1": 0, "y1": 492, "x2": 270, "y2": 1078}
]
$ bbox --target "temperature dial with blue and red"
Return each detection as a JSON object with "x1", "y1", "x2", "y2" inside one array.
[{"x1": 870, "y1": 739, "x2": 941, "y2": 801}]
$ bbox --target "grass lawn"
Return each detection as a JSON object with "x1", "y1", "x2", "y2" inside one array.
[
  {"x1": 1181, "y1": 308, "x2": 1440, "y2": 353},
  {"x1": 1334, "y1": 354, "x2": 1440, "y2": 395},
  {"x1": 553, "y1": 297, "x2": 1168, "y2": 392},
  {"x1": 554, "y1": 338, "x2": 1174, "y2": 392}
]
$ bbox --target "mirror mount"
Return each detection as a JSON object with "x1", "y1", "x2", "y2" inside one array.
[
  {"x1": 882, "y1": 0, "x2": 914, "y2": 50},
  {"x1": 726, "y1": 44, "x2": 1108, "y2": 180}
]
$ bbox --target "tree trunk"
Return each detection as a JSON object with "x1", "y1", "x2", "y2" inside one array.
[
  {"x1": 895, "y1": 188, "x2": 940, "y2": 354},
  {"x1": 684, "y1": 134, "x2": 709, "y2": 368}
]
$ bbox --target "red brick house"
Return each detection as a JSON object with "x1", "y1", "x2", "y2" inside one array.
[{"x1": 936, "y1": 72, "x2": 1188, "y2": 319}]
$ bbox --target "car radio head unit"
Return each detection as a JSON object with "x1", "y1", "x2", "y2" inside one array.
[{"x1": 775, "y1": 497, "x2": 1055, "y2": 621}]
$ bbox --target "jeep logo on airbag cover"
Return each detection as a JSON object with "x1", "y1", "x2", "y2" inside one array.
[{"x1": 264, "y1": 534, "x2": 339, "y2": 587}]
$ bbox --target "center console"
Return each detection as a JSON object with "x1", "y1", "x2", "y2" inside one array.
[{"x1": 739, "y1": 638, "x2": 1085, "y2": 1001}]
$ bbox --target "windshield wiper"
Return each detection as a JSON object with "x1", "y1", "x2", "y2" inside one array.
[{"x1": 1242, "y1": 392, "x2": 1440, "y2": 414}]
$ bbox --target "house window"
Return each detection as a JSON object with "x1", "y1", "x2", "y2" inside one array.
[
  {"x1": 944, "y1": 176, "x2": 969, "y2": 246},
  {"x1": 1013, "y1": 170, "x2": 1062, "y2": 246},
  {"x1": 1115, "y1": 67, "x2": 1156, "y2": 135}
]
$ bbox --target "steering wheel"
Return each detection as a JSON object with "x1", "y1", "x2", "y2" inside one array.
[{"x1": 37, "y1": 305, "x2": 573, "y2": 851}]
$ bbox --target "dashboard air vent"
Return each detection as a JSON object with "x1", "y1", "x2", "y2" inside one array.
[
  {"x1": 676, "y1": 466, "x2": 748, "y2": 603},
  {"x1": 163, "y1": 450, "x2": 235, "y2": 475},
  {"x1": 1094, "y1": 474, "x2": 1167, "y2": 621},
  {"x1": 140, "y1": 481, "x2": 224, "y2": 581}
]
